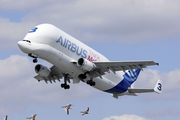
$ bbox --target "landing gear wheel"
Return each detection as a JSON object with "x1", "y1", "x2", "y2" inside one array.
[
  {"x1": 61, "y1": 83, "x2": 66, "y2": 88},
  {"x1": 33, "y1": 58, "x2": 38, "y2": 63},
  {"x1": 90, "y1": 82, "x2": 95, "y2": 86},
  {"x1": 87, "y1": 80, "x2": 96, "y2": 86},
  {"x1": 64, "y1": 85, "x2": 70, "y2": 89},
  {"x1": 87, "y1": 80, "x2": 90, "y2": 85},
  {"x1": 91, "y1": 81, "x2": 95, "y2": 86},
  {"x1": 61, "y1": 74, "x2": 70, "y2": 90}
]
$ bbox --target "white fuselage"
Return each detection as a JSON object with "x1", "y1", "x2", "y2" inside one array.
[{"x1": 18, "y1": 24, "x2": 127, "y2": 94}]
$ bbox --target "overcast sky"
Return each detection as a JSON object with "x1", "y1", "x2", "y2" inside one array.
[{"x1": 0, "y1": 0, "x2": 180, "y2": 120}]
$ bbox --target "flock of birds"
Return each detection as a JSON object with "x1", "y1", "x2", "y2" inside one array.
[
  {"x1": 3, "y1": 104, "x2": 90, "y2": 120},
  {"x1": 61, "y1": 104, "x2": 90, "y2": 115},
  {"x1": 3, "y1": 114, "x2": 38, "y2": 120}
]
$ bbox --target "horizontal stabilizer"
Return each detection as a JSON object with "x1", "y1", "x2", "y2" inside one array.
[
  {"x1": 128, "y1": 88, "x2": 154, "y2": 93},
  {"x1": 128, "y1": 79, "x2": 162, "y2": 94}
]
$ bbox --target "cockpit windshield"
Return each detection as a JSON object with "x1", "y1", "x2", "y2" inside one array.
[{"x1": 23, "y1": 40, "x2": 31, "y2": 43}]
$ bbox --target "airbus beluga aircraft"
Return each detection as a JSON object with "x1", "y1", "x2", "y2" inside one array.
[{"x1": 18, "y1": 24, "x2": 162, "y2": 98}]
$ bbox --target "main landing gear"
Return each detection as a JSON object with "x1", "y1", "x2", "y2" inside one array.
[
  {"x1": 87, "y1": 79, "x2": 95, "y2": 86},
  {"x1": 61, "y1": 74, "x2": 70, "y2": 89},
  {"x1": 78, "y1": 72, "x2": 96, "y2": 86},
  {"x1": 84, "y1": 72, "x2": 96, "y2": 86}
]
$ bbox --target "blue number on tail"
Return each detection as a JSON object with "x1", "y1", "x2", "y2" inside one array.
[{"x1": 157, "y1": 83, "x2": 162, "y2": 91}]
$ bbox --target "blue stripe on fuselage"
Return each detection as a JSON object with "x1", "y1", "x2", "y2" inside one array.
[
  {"x1": 104, "y1": 69, "x2": 141, "y2": 94},
  {"x1": 104, "y1": 78, "x2": 131, "y2": 94}
]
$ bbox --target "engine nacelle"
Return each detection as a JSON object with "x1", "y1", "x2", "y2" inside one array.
[
  {"x1": 77, "y1": 58, "x2": 96, "y2": 71},
  {"x1": 35, "y1": 64, "x2": 51, "y2": 77}
]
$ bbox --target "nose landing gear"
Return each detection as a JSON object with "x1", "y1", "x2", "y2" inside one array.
[
  {"x1": 33, "y1": 58, "x2": 38, "y2": 63},
  {"x1": 28, "y1": 53, "x2": 38, "y2": 63}
]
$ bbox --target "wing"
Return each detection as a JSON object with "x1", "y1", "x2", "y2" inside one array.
[
  {"x1": 34, "y1": 66, "x2": 63, "y2": 83},
  {"x1": 86, "y1": 107, "x2": 89, "y2": 112},
  {"x1": 94, "y1": 61, "x2": 158, "y2": 74},
  {"x1": 65, "y1": 108, "x2": 69, "y2": 115},
  {"x1": 32, "y1": 114, "x2": 35, "y2": 118},
  {"x1": 4, "y1": 116, "x2": 7, "y2": 120}
]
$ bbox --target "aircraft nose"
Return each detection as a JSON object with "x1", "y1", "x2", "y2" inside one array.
[
  {"x1": 17, "y1": 41, "x2": 24, "y2": 49},
  {"x1": 17, "y1": 41, "x2": 31, "y2": 53}
]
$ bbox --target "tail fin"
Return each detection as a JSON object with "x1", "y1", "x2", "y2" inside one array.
[{"x1": 123, "y1": 69, "x2": 141, "y2": 85}]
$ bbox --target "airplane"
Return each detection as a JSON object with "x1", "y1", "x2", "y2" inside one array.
[
  {"x1": 61, "y1": 104, "x2": 72, "y2": 115},
  {"x1": 80, "y1": 107, "x2": 90, "y2": 116},
  {"x1": 18, "y1": 23, "x2": 162, "y2": 99},
  {"x1": 4, "y1": 115, "x2": 7, "y2": 120},
  {"x1": 26, "y1": 114, "x2": 37, "y2": 120}
]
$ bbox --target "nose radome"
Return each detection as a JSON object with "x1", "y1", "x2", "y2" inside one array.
[
  {"x1": 18, "y1": 41, "x2": 24, "y2": 49},
  {"x1": 17, "y1": 41, "x2": 30, "y2": 53}
]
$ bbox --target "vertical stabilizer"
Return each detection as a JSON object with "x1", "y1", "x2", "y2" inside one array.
[{"x1": 123, "y1": 69, "x2": 141, "y2": 85}]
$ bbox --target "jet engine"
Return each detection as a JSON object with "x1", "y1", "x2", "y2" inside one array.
[
  {"x1": 35, "y1": 64, "x2": 51, "y2": 77},
  {"x1": 77, "y1": 58, "x2": 96, "y2": 71}
]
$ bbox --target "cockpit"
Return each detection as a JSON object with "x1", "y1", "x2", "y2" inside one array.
[{"x1": 23, "y1": 40, "x2": 31, "y2": 43}]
